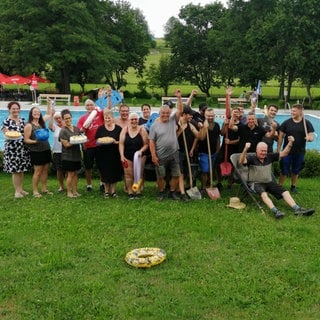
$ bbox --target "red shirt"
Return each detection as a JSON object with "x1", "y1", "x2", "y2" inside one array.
[{"x1": 77, "y1": 111, "x2": 104, "y2": 149}]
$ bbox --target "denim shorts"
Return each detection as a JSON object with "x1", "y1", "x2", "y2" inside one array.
[
  {"x1": 199, "y1": 153, "x2": 216, "y2": 173},
  {"x1": 280, "y1": 153, "x2": 305, "y2": 175}
]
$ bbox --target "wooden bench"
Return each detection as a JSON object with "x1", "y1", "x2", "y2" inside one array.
[
  {"x1": 217, "y1": 97, "x2": 248, "y2": 105},
  {"x1": 161, "y1": 96, "x2": 190, "y2": 106},
  {"x1": 38, "y1": 93, "x2": 71, "y2": 105}
]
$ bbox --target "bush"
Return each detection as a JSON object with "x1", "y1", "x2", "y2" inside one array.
[
  {"x1": 273, "y1": 150, "x2": 320, "y2": 178},
  {"x1": 300, "y1": 150, "x2": 320, "y2": 177}
]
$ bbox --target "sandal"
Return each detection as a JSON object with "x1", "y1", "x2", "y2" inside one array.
[
  {"x1": 33, "y1": 193, "x2": 42, "y2": 198},
  {"x1": 14, "y1": 193, "x2": 24, "y2": 198},
  {"x1": 42, "y1": 190, "x2": 53, "y2": 195}
]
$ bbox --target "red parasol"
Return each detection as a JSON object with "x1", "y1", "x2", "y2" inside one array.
[
  {"x1": 0, "y1": 73, "x2": 10, "y2": 84},
  {"x1": 26, "y1": 74, "x2": 50, "y2": 83},
  {"x1": 7, "y1": 74, "x2": 31, "y2": 85}
]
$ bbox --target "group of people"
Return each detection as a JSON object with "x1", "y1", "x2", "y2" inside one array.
[{"x1": 0, "y1": 89, "x2": 316, "y2": 218}]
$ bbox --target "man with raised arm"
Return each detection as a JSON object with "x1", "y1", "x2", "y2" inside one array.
[
  {"x1": 149, "y1": 89, "x2": 183, "y2": 201},
  {"x1": 277, "y1": 103, "x2": 314, "y2": 193},
  {"x1": 239, "y1": 139, "x2": 315, "y2": 219}
]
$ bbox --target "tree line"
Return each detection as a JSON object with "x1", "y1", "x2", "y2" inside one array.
[
  {"x1": 1, "y1": 0, "x2": 320, "y2": 104},
  {"x1": 0, "y1": 0, "x2": 153, "y2": 94}
]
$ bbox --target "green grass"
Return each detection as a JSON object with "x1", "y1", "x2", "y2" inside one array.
[{"x1": 0, "y1": 173, "x2": 319, "y2": 319}]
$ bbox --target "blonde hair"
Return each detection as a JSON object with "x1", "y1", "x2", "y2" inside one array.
[
  {"x1": 129, "y1": 112, "x2": 139, "y2": 120},
  {"x1": 53, "y1": 111, "x2": 61, "y2": 118},
  {"x1": 84, "y1": 98, "x2": 95, "y2": 106},
  {"x1": 104, "y1": 109, "x2": 114, "y2": 118}
]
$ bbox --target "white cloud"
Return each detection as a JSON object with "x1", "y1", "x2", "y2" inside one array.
[{"x1": 125, "y1": 0, "x2": 228, "y2": 38}]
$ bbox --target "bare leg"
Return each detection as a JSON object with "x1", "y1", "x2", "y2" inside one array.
[
  {"x1": 40, "y1": 163, "x2": 50, "y2": 192},
  {"x1": 57, "y1": 169, "x2": 65, "y2": 191},
  {"x1": 66, "y1": 172, "x2": 74, "y2": 197},
  {"x1": 169, "y1": 176, "x2": 179, "y2": 192},
  {"x1": 291, "y1": 174, "x2": 299, "y2": 187},
  {"x1": 201, "y1": 173, "x2": 208, "y2": 190},
  {"x1": 85, "y1": 169, "x2": 92, "y2": 186},
  {"x1": 12, "y1": 172, "x2": 23, "y2": 196},
  {"x1": 260, "y1": 192, "x2": 276, "y2": 209},
  {"x1": 178, "y1": 174, "x2": 185, "y2": 194},
  {"x1": 157, "y1": 177, "x2": 165, "y2": 192},
  {"x1": 282, "y1": 191, "x2": 297, "y2": 207},
  {"x1": 32, "y1": 165, "x2": 42, "y2": 195},
  {"x1": 71, "y1": 172, "x2": 79, "y2": 196},
  {"x1": 279, "y1": 173, "x2": 286, "y2": 186}
]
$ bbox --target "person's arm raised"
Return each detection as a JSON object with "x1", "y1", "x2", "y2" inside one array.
[
  {"x1": 174, "y1": 89, "x2": 183, "y2": 120},
  {"x1": 239, "y1": 142, "x2": 251, "y2": 165}
]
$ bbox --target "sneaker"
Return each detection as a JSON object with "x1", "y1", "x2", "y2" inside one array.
[
  {"x1": 135, "y1": 194, "x2": 142, "y2": 199},
  {"x1": 157, "y1": 192, "x2": 165, "y2": 201},
  {"x1": 128, "y1": 194, "x2": 135, "y2": 200},
  {"x1": 290, "y1": 186, "x2": 298, "y2": 194},
  {"x1": 111, "y1": 193, "x2": 118, "y2": 198},
  {"x1": 86, "y1": 185, "x2": 93, "y2": 192},
  {"x1": 168, "y1": 191, "x2": 180, "y2": 200},
  {"x1": 180, "y1": 193, "x2": 190, "y2": 202},
  {"x1": 294, "y1": 207, "x2": 315, "y2": 216},
  {"x1": 274, "y1": 210, "x2": 285, "y2": 219},
  {"x1": 104, "y1": 192, "x2": 110, "y2": 199}
]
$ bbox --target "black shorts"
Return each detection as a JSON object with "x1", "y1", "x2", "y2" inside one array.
[
  {"x1": 179, "y1": 151, "x2": 188, "y2": 175},
  {"x1": 83, "y1": 148, "x2": 97, "y2": 169},
  {"x1": 250, "y1": 181, "x2": 286, "y2": 200},
  {"x1": 62, "y1": 160, "x2": 82, "y2": 172},
  {"x1": 30, "y1": 149, "x2": 52, "y2": 166}
]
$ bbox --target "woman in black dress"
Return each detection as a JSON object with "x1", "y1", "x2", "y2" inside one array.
[{"x1": 95, "y1": 109, "x2": 122, "y2": 198}]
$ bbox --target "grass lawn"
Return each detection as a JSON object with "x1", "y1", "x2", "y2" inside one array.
[{"x1": 0, "y1": 172, "x2": 319, "y2": 319}]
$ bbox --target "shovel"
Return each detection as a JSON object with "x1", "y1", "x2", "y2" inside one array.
[
  {"x1": 206, "y1": 128, "x2": 220, "y2": 200},
  {"x1": 220, "y1": 123, "x2": 232, "y2": 177},
  {"x1": 182, "y1": 129, "x2": 201, "y2": 200}
]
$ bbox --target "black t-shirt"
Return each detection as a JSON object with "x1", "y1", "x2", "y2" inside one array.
[
  {"x1": 258, "y1": 116, "x2": 280, "y2": 152},
  {"x1": 279, "y1": 118, "x2": 314, "y2": 154},
  {"x1": 198, "y1": 122, "x2": 220, "y2": 154},
  {"x1": 238, "y1": 124, "x2": 265, "y2": 153}
]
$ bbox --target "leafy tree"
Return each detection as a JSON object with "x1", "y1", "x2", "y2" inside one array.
[
  {"x1": 146, "y1": 55, "x2": 175, "y2": 96},
  {"x1": 165, "y1": 3, "x2": 225, "y2": 96},
  {"x1": 99, "y1": 1, "x2": 153, "y2": 90},
  {"x1": 0, "y1": 0, "x2": 152, "y2": 93}
]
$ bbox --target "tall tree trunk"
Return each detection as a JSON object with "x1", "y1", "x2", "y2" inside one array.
[
  {"x1": 58, "y1": 67, "x2": 71, "y2": 94},
  {"x1": 279, "y1": 71, "x2": 285, "y2": 100},
  {"x1": 286, "y1": 71, "x2": 294, "y2": 103},
  {"x1": 306, "y1": 83, "x2": 312, "y2": 107}
]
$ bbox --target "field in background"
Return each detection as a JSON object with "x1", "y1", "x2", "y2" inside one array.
[{"x1": 3, "y1": 39, "x2": 320, "y2": 107}]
